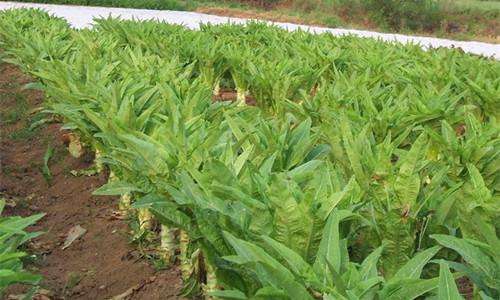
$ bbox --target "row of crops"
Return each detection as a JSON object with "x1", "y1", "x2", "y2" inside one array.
[{"x1": 1, "y1": 8, "x2": 499, "y2": 299}]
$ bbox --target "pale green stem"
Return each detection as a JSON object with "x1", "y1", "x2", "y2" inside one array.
[
  {"x1": 179, "y1": 230, "x2": 191, "y2": 281},
  {"x1": 109, "y1": 167, "x2": 131, "y2": 212},
  {"x1": 119, "y1": 192, "x2": 131, "y2": 212},
  {"x1": 138, "y1": 208, "x2": 152, "y2": 232},
  {"x1": 160, "y1": 225, "x2": 176, "y2": 263},
  {"x1": 204, "y1": 262, "x2": 217, "y2": 299},
  {"x1": 236, "y1": 87, "x2": 246, "y2": 106},
  {"x1": 108, "y1": 170, "x2": 116, "y2": 182},
  {"x1": 94, "y1": 148, "x2": 104, "y2": 173},
  {"x1": 213, "y1": 78, "x2": 221, "y2": 96}
]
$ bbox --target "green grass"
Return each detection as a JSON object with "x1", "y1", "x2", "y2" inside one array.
[
  {"x1": 0, "y1": 89, "x2": 49, "y2": 140},
  {"x1": 0, "y1": 91, "x2": 42, "y2": 139},
  {"x1": 0, "y1": 92, "x2": 28, "y2": 125},
  {"x1": 14, "y1": 0, "x2": 198, "y2": 10},
  {"x1": 446, "y1": 0, "x2": 500, "y2": 11},
  {"x1": 8, "y1": 111, "x2": 46, "y2": 140}
]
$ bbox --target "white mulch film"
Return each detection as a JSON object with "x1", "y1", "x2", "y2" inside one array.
[{"x1": 0, "y1": 1, "x2": 499, "y2": 59}]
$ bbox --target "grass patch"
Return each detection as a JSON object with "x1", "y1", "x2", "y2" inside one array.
[
  {"x1": 1, "y1": 164, "x2": 22, "y2": 174},
  {"x1": 13, "y1": 0, "x2": 197, "y2": 10},
  {"x1": 0, "y1": 92, "x2": 28, "y2": 125},
  {"x1": 0, "y1": 91, "x2": 47, "y2": 140},
  {"x1": 0, "y1": 82, "x2": 51, "y2": 140},
  {"x1": 447, "y1": 0, "x2": 500, "y2": 12},
  {"x1": 8, "y1": 111, "x2": 47, "y2": 140},
  {"x1": 39, "y1": 143, "x2": 55, "y2": 184}
]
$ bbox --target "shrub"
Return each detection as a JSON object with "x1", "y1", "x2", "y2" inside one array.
[{"x1": 364, "y1": 0, "x2": 443, "y2": 31}]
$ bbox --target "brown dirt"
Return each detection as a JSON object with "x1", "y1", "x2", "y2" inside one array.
[
  {"x1": 212, "y1": 88, "x2": 256, "y2": 106},
  {"x1": 212, "y1": 88, "x2": 238, "y2": 102},
  {"x1": 0, "y1": 63, "x2": 186, "y2": 299},
  {"x1": 457, "y1": 277, "x2": 474, "y2": 300},
  {"x1": 196, "y1": 6, "x2": 326, "y2": 27}
]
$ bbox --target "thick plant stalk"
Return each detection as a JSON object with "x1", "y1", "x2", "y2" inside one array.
[
  {"x1": 119, "y1": 192, "x2": 131, "y2": 212},
  {"x1": 108, "y1": 170, "x2": 116, "y2": 181},
  {"x1": 94, "y1": 148, "x2": 104, "y2": 173},
  {"x1": 236, "y1": 87, "x2": 246, "y2": 106},
  {"x1": 204, "y1": 262, "x2": 217, "y2": 299},
  {"x1": 159, "y1": 224, "x2": 176, "y2": 263},
  {"x1": 213, "y1": 78, "x2": 221, "y2": 96},
  {"x1": 137, "y1": 208, "x2": 152, "y2": 232},
  {"x1": 107, "y1": 171, "x2": 131, "y2": 212},
  {"x1": 179, "y1": 230, "x2": 191, "y2": 281}
]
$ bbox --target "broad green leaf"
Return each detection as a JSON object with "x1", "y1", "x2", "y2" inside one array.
[
  {"x1": 0, "y1": 252, "x2": 27, "y2": 264},
  {"x1": 254, "y1": 287, "x2": 288, "y2": 299},
  {"x1": 313, "y1": 210, "x2": 355, "y2": 283},
  {"x1": 431, "y1": 234, "x2": 497, "y2": 280},
  {"x1": 0, "y1": 213, "x2": 45, "y2": 234},
  {"x1": 438, "y1": 260, "x2": 464, "y2": 300},
  {"x1": 260, "y1": 235, "x2": 314, "y2": 278},
  {"x1": 208, "y1": 290, "x2": 248, "y2": 299},
  {"x1": 394, "y1": 133, "x2": 427, "y2": 206},
  {"x1": 287, "y1": 160, "x2": 323, "y2": 183},
  {"x1": 359, "y1": 246, "x2": 383, "y2": 280},
  {"x1": 130, "y1": 193, "x2": 164, "y2": 209},
  {"x1": 0, "y1": 270, "x2": 41, "y2": 288},
  {"x1": 223, "y1": 232, "x2": 314, "y2": 300},
  {"x1": 93, "y1": 181, "x2": 142, "y2": 196},
  {"x1": 383, "y1": 278, "x2": 439, "y2": 300},
  {"x1": 393, "y1": 246, "x2": 441, "y2": 279}
]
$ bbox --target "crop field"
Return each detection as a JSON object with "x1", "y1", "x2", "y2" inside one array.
[{"x1": 0, "y1": 8, "x2": 499, "y2": 300}]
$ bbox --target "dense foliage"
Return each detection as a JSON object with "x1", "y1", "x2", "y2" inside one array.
[
  {"x1": 363, "y1": 0, "x2": 442, "y2": 30},
  {"x1": 0, "y1": 9, "x2": 499, "y2": 299}
]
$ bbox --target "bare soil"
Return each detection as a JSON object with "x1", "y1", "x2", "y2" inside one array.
[
  {"x1": 0, "y1": 63, "x2": 185, "y2": 300},
  {"x1": 212, "y1": 88, "x2": 256, "y2": 106}
]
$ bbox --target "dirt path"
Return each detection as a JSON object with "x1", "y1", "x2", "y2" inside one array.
[{"x1": 0, "y1": 63, "x2": 185, "y2": 299}]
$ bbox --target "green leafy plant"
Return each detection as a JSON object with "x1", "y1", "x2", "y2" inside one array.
[
  {"x1": 1, "y1": 10, "x2": 499, "y2": 299},
  {"x1": 432, "y1": 214, "x2": 500, "y2": 299},
  {"x1": 0, "y1": 200, "x2": 44, "y2": 293},
  {"x1": 40, "y1": 143, "x2": 55, "y2": 184}
]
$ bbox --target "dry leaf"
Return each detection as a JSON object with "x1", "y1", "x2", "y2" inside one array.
[{"x1": 62, "y1": 225, "x2": 87, "y2": 250}]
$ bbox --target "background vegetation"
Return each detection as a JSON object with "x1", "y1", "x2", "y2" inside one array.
[{"x1": 12, "y1": 0, "x2": 500, "y2": 41}]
